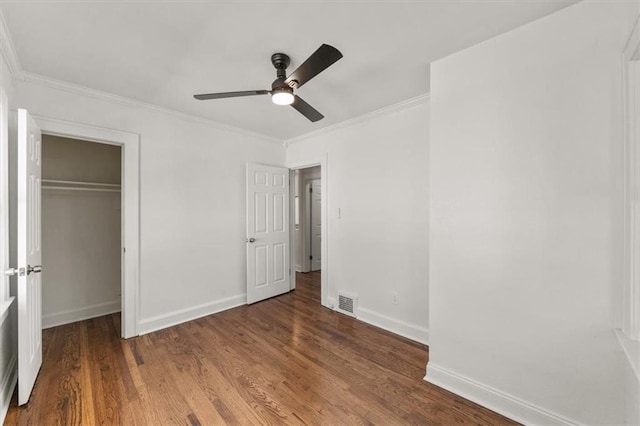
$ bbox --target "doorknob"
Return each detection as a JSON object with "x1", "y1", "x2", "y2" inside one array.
[
  {"x1": 27, "y1": 265, "x2": 42, "y2": 275},
  {"x1": 4, "y1": 268, "x2": 19, "y2": 276},
  {"x1": 247, "y1": 237, "x2": 256, "y2": 243}
]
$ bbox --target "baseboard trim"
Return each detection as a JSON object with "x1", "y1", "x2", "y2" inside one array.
[
  {"x1": 0, "y1": 354, "x2": 17, "y2": 425},
  {"x1": 354, "y1": 306, "x2": 429, "y2": 345},
  {"x1": 425, "y1": 363, "x2": 578, "y2": 425},
  {"x1": 138, "y1": 294, "x2": 246, "y2": 335},
  {"x1": 43, "y1": 300, "x2": 121, "y2": 329},
  {"x1": 326, "y1": 296, "x2": 336, "y2": 310}
]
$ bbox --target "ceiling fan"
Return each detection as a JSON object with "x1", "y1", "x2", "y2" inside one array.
[{"x1": 193, "y1": 44, "x2": 343, "y2": 122}]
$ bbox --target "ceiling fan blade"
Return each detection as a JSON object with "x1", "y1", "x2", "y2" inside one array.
[
  {"x1": 291, "y1": 95, "x2": 324, "y2": 122},
  {"x1": 284, "y1": 44, "x2": 343, "y2": 89},
  {"x1": 194, "y1": 90, "x2": 269, "y2": 100}
]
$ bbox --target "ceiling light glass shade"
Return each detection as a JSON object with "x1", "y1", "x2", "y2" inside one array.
[{"x1": 272, "y1": 91, "x2": 294, "y2": 105}]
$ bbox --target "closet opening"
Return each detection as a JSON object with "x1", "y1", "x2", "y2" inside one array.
[
  {"x1": 41, "y1": 135, "x2": 122, "y2": 334},
  {"x1": 292, "y1": 166, "x2": 321, "y2": 304}
]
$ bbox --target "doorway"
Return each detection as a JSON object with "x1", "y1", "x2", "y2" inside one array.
[
  {"x1": 41, "y1": 135, "x2": 122, "y2": 330},
  {"x1": 293, "y1": 166, "x2": 321, "y2": 301},
  {"x1": 35, "y1": 115, "x2": 140, "y2": 338}
]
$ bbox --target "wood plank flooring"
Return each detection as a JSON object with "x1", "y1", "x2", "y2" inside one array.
[{"x1": 5, "y1": 272, "x2": 518, "y2": 425}]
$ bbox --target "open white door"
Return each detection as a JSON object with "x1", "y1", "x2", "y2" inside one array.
[
  {"x1": 15, "y1": 109, "x2": 42, "y2": 405},
  {"x1": 246, "y1": 163, "x2": 290, "y2": 304}
]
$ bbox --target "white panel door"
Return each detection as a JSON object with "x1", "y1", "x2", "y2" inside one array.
[
  {"x1": 246, "y1": 164, "x2": 290, "y2": 304},
  {"x1": 17, "y1": 109, "x2": 43, "y2": 405},
  {"x1": 310, "y1": 179, "x2": 321, "y2": 271}
]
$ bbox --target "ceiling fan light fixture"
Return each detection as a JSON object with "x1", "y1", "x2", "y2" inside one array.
[
  {"x1": 271, "y1": 88, "x2": 294, "y2": 106},
  {"x1": 194, "y1": 44, "x2": 343, "y2": 121}
]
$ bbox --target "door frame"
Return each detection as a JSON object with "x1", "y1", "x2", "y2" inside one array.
[
  {"x1": 306, "y1": 178, "x2": 321, "y2": 272},
  {"x1": 0, "y1": 88, "x2": 11, "y2": 327},
  {"x1": 622, "y1": 15, "x2": 640, "y2": 341},
  {"x1": 303, "y1": 179, "x2": 313, "y2": 272},
  {"x1": 288, "y1": 155, "x2": 328, "y2": 308},
  {"x1": 34, "y1": 115, "x2": 140, "y2": 338}
]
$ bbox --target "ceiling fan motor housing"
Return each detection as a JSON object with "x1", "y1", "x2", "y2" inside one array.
[
  {"x1": 271, "y1": 53, "x2": 298, "y2": 89},
  {"x1": 271, "y1": 78, "x2": 293, "y2": 93},
  {"x1": 271, "y1": 53, "x2": 290, "y2": 77}
]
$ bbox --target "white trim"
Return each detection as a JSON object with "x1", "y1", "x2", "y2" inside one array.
[
  {"x1": 425, "y1": 363, "x2": 578, "y2": 426},
  {"x1": 615, "y1": 328, "x2": 640, "y2": 381},
  {"x1": 0, "y1": 88, "x2": 9, "y2": 314},
  {"x1": 0, "y1": 297, "x2": 13, "y2": 328},
  {"x1": 0, "y1": 14, "x2": 279, "y2": 146},
  {"x1": 327, "y1": 296, "x2": 336, "y2": 309},
  {"x1": 0, "y1": 354, "x2": 17, "y2": 425},
  {"x1": 285, "y1": 93, "x2": 430, "y2": 145},
  {"x1": 287, "y1": 155, "x2": 329, "y2": 308},
  {"x1": 289, "y1": 171, "x2": 298, "y2": 286},
  {"x1": 625, "y1": 15, "x2": 640, "y2": 61},
  {"x1": 623, "y1": 15, "x2": 640, "y2": 341},
  {"x1": 302, "y1": 178, "x2": 314, "y2": 272},
  {"x1": 357, "y1": 306, "x2": 429, "y2": 345},
  {"x1": 1, "y1": 9, "x2": 427, "y2": 148},
  {"x1": 1, "y1": 9, "x2": 428, "y2": 148},
  {"x1": 138, "y1": 294, "x2": 246, "y2": 335},
  {"x1": 33, "y1": 115, "x2": 140, "y2": 339},
  {"x1": 0, "y1": 11, "x2": 21, "y2": 76},
  {"x1": 17, "y1": 72, "x2": 282, "y2": 146},
  {"x1": 42, "y1": 300, "x2": 121, "y2": 329}
]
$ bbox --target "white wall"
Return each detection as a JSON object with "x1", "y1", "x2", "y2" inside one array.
[
  {"x1": 428, "y1": 2, "x2": 640, "y2": 424},
  {"x1": 41, "y1": 135, "x2": 122, "y2": 327},
  {"x1": 13, "y1": 79, "x2": 285, "y2": 334},
  {"x1": 0, "y1": 46, "x2": 17, "y2": 425},
  {"x1": 42, "y1": 135, "x2": 121, "y2": 182},
  {"x1": 287, "y1": 99, "x2": 429, "y2": 343}
]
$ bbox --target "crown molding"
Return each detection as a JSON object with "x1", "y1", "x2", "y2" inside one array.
[
  {"x1": 0, "y1": 8, "x2": 281, "y2": 145},
  {"x1": 624, "y1": 14, "x2": 640, "y2": 61},
  {"x1": 16, "y1": 72, "x2": 283, "y2": 145},
  {"x1": 1, "y1": 6, "x2": 428, "y2": 148},
  {"x1": 0, "y1": 10, "x2": 21, "y2": 75},
  {"x1": 285, "y1": 93, "x2": 430, "y2": 146}
]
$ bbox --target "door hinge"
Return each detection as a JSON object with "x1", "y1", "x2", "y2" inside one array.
[
  {"x1": 309, "y1": 255, "x2": 312, "y2": 260},
  {"x1": 310, "y1": 186, "x2": 313, "y2": 193}
]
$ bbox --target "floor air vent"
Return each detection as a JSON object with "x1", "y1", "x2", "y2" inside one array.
[{"x1": 337, "y1": 292, "x2": 357, "y2": 317}]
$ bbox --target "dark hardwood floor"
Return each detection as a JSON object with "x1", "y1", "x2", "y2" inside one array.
[{"x1": 5, "y1": 272, "x2": 517, "y2": 425}]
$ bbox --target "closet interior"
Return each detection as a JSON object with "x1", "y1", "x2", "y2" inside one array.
[{"x1": 41, "y1": 135, "x2": 122, "y2": 328}]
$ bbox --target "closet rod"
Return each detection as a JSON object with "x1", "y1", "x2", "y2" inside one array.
[
  {"x1": 42, "y1": 179, "x2": 120, "y2": 188},
  {"x1": 42, "y1": 186, "x2": 121, "y2": 193}
]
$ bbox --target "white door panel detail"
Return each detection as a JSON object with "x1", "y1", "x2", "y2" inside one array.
[
  {"x1": 246, "y1": 163, "x2": 290, "y2": 304},
  {"x1": 16, "y1": 109, "x2": 43, "y2": 405}
]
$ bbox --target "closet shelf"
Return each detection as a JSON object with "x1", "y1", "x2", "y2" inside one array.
[{"x1": 42, "y1": 179, "x2": 121, "y2": 193}]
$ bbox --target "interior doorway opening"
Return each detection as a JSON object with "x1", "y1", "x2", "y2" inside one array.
[
  {"x1": 41, "y1": 135, "x2": 122, "y2": 332},
  {"x1": 292, "y1": 166, "x2": 321, "y2": 302},
  {"x1": 35, "y1": 114, "x2": 140, "y2": 339}
]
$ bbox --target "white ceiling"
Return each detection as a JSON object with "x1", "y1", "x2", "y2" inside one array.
[{"x1": 1, "y1": 0, "x2": 578, "y2": 140}]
